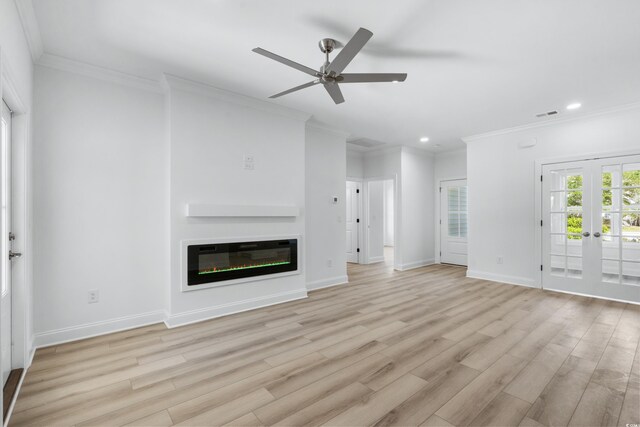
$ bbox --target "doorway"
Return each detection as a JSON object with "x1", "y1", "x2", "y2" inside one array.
[
  {"x1": 440, "y1": 179, "x2": 468, "y2": 266},
  {"x1": 542, "y1": 155, "x2": 640, "y2": 303}
]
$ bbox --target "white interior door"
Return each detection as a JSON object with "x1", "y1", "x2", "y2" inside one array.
[
  {"x1": 367, "y1": 180, "x2": 385, "y2": 263},
  {"x1": 440, "y1": 179, "x2": 468, "y2": 266},
  {"x1": 346, "y1": 181, "x2": 360, "y2": 263},
  {"x1": 542, "y1": 155, "x2": 640, "y2": 303},
  {"x1": 1, "y1": 100, "x2": 12, "y2": 386}
]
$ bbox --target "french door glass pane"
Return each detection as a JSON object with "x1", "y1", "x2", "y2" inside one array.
[
  {"x1": 602, "y1": 164, "x2": 620, "y2": 188},
  {"x1": 551, "y1": 213, "x2": 565, "y2": 233},
  {"x1": 550, "y1": 255, "x2": 565, "y2": 276},
  {"x1": 622, "y1": 262, "x2": 640, "y2": 285},
  {"x1": 622, "y1": 163, "x2": 640, "y2": 187},
  {"x1": 448, "y1": 213, "x2": 459, "y2": 237},
  {"x1": 448, "y1": 188, "x2": 458, "y2": 211},
  {"x1": 550, "y1": 192, "x2": 565, "y2": 211},
  {"x1": 567, "y1": 256, "x2": 582, "y2": 278},
  {"x1": 567, "y1": 213, "x2": 582, "y2": 237},
  {"x1": 603, "y1": 260, "x2": 620, "y2": 283}
]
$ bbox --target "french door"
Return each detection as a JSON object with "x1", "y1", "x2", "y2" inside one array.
[{"x1": 542, "y1": 155, "x2": 640, "y2": 303}]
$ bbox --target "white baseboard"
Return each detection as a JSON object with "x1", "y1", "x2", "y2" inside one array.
[
  {"x1": 367, "y1": 256, "x2": 385, "y2": 264},
  {"x1": 33, "y1": 310, "x2": 166, "y2": 348},
  {"x1": 466, "y1": 270, "x2": 539, "y2": 288},
  {"x1": 306, "y1": 275, "x2": 349, "y2": 291},
  {"x1": 543, "y1": 287, "x2": 640, "y2": 305},
  {"x1": 165, "y1": 288, "x2": 308, "y2": 328},
  {"x1": 398, "y1": 258, "x2": 435, "y2": 271}
]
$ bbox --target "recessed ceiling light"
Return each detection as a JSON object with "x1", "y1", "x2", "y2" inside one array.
[
  {"x1": 420, "y1": 137, "x2": 429, "y2": 143},
  {"x1": 566, "y1": 102, "x2": 582, "y2": 110}
]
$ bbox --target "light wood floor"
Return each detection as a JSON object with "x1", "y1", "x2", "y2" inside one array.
[{"x1": 11, "y1": 262, "x2": 640, "y2": 426}]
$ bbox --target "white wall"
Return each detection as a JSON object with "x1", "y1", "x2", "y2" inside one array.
[
  {"x1": 346, "y1": 150, "x2": 364, "y2": 179},
  {"x1": 466, "y1": 105, "x2": 640, "y2": 287},
  {"x1": 32, "y1": 66, "x2": 166, "y2": 345},
  {"x1": 165, "y1": 76, "x2": 309, "y2": 326},
  {"x1": 400, "y1": 147, "x2": 435, "y2": 269},
  {"x1": 383, "y1": 179, "x2": 394, "y2": 246},
  {"x1": 305, "y1": 124, "x2": 348, "y2": 290},
  {"x1": 434, "y1": 149, "x2": 467, "y2": 262}
]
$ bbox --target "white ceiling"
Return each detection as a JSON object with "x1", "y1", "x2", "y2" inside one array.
[{"x1": 31, "y1": 0, "x2": 640, "y2": 152}]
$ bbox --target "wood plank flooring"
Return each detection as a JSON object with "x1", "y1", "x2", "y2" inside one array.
[{"x1": 10, "y1": 261, "x2": 640, "y2": 426}]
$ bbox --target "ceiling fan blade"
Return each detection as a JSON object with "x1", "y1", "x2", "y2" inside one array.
[
  {"x1": 269, "y1": 80, "x2": 319, "y2": 99},
  {"x1": 252, "y1": 48, "x2": 319, "y2": 77},
  {"x1": 338, "y1": 73, "x2": 407, "y2": 83},
  {"x1": 324, "y1": 83, "x2": 345, "y2": 104},
  {"x1": 326, "y1": 28, "x2": 373, "y2": 76}
]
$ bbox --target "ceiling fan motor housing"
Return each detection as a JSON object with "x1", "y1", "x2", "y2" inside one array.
[{"x1": 318, "y1": 38, "x2": 337, "y2": 54}]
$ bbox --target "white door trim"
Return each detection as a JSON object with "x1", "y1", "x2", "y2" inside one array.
[{"x1": 535, "y1": 149, "x2": 640, "y2": 297}]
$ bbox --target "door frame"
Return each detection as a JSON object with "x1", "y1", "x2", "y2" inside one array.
[
  {"x1": 1, "y1": 48, "x2": 33, "y2": 421},
  {"x1": 362, "y1": 175, "x2": 399, "y2": 270},
  {"x1": 346, "y1": 177, "x2": 363, "y2": 264},
  {"x1": 535, "y1": 149, "x2": 640, "y2": 302},
  {"x1": 436, "y1": 176, "x2": 467, "y2": 264}
]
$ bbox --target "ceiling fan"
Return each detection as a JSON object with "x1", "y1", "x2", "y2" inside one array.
[{"x1": 252, "y1": 27, "x2": 407, "y2": 104}]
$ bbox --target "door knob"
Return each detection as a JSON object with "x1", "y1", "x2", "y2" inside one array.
[
  {"x1": 9, "y1": 251, "x2": 22, "y2": 259},
  {"x1": 593, "y1": 232, "x2": 601, "y2": 238},
  {"x1": 582, "y1": 231, "x2": 591, "y2": 237}
]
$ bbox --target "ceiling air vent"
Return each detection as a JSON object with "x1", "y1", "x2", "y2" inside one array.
[{"x1": 536, "y1": 110, "x2": 559, "y2": 118}]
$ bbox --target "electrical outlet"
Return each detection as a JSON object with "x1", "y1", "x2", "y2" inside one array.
[
  {"x1": 326, "y1": 259, "x2": 333, "y2": 268},
  {"x1": 88, "y1": 289, "x2": 99, "y2": 304},
  {"x1": 497, "y1": 256, "x2": 504, "y2": 265}
]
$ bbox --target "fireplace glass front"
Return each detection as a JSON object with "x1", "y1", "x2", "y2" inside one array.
[{"x1": 187, "y1": 239, "x2": 298, "y2": 286}]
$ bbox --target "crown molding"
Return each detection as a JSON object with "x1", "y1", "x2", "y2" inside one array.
[
  {"x1": 162, "y1": 74, "x2": 311, "y2": 122},
  {"x1": 434, "y1": 147, "x2": 467, "y2": 157},
  {"x1": 306, "y1": 120, "x2": 350, "y2": 138},
  {"x1": 401, "y1": 145, "x2": 435, "y2": 158},
  {"x1": 463, "y1": 101, "x2": 640, "y2": 143},
  {"x1": 363, "y1": 145, "x2": 402, "y2": 158},
  {"x1": 37, "y1": 53, "x2": 163, "y2": 93},
  {"x1": 13, "y1": 0, "x2": 43, "y2": 62}
]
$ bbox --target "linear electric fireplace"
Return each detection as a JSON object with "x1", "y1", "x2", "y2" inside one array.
[{"x1": 187, "y1": 239, "x2": 298, "y2": 287}]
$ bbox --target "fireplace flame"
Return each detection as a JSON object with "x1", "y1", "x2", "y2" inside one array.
[{"x1": 198, "y1": 260, "x2": 291, "y2": 275}]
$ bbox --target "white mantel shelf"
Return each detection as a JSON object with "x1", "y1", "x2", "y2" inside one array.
[{"x1": 186, "y1": 204, "x2": 299, "y2": 218}]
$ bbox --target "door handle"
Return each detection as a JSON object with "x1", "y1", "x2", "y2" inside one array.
[
  {"x1": 593, "y1": 232, "x2": 601, "y2": 238},
  {"x1": 582, "y1": 231, "x2": 591, "y2": 237},
  {"x1": 9, "y1": 250, "x2": 22, "y2": 259}
]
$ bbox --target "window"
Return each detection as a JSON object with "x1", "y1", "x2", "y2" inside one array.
[{"x1": 447, "y1": 186, "x2": 468, "y2": 238}]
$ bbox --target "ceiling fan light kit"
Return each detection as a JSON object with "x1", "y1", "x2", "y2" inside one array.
[{"x1": 253, "y1": 27, "x2": 408, "y2": 104}]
